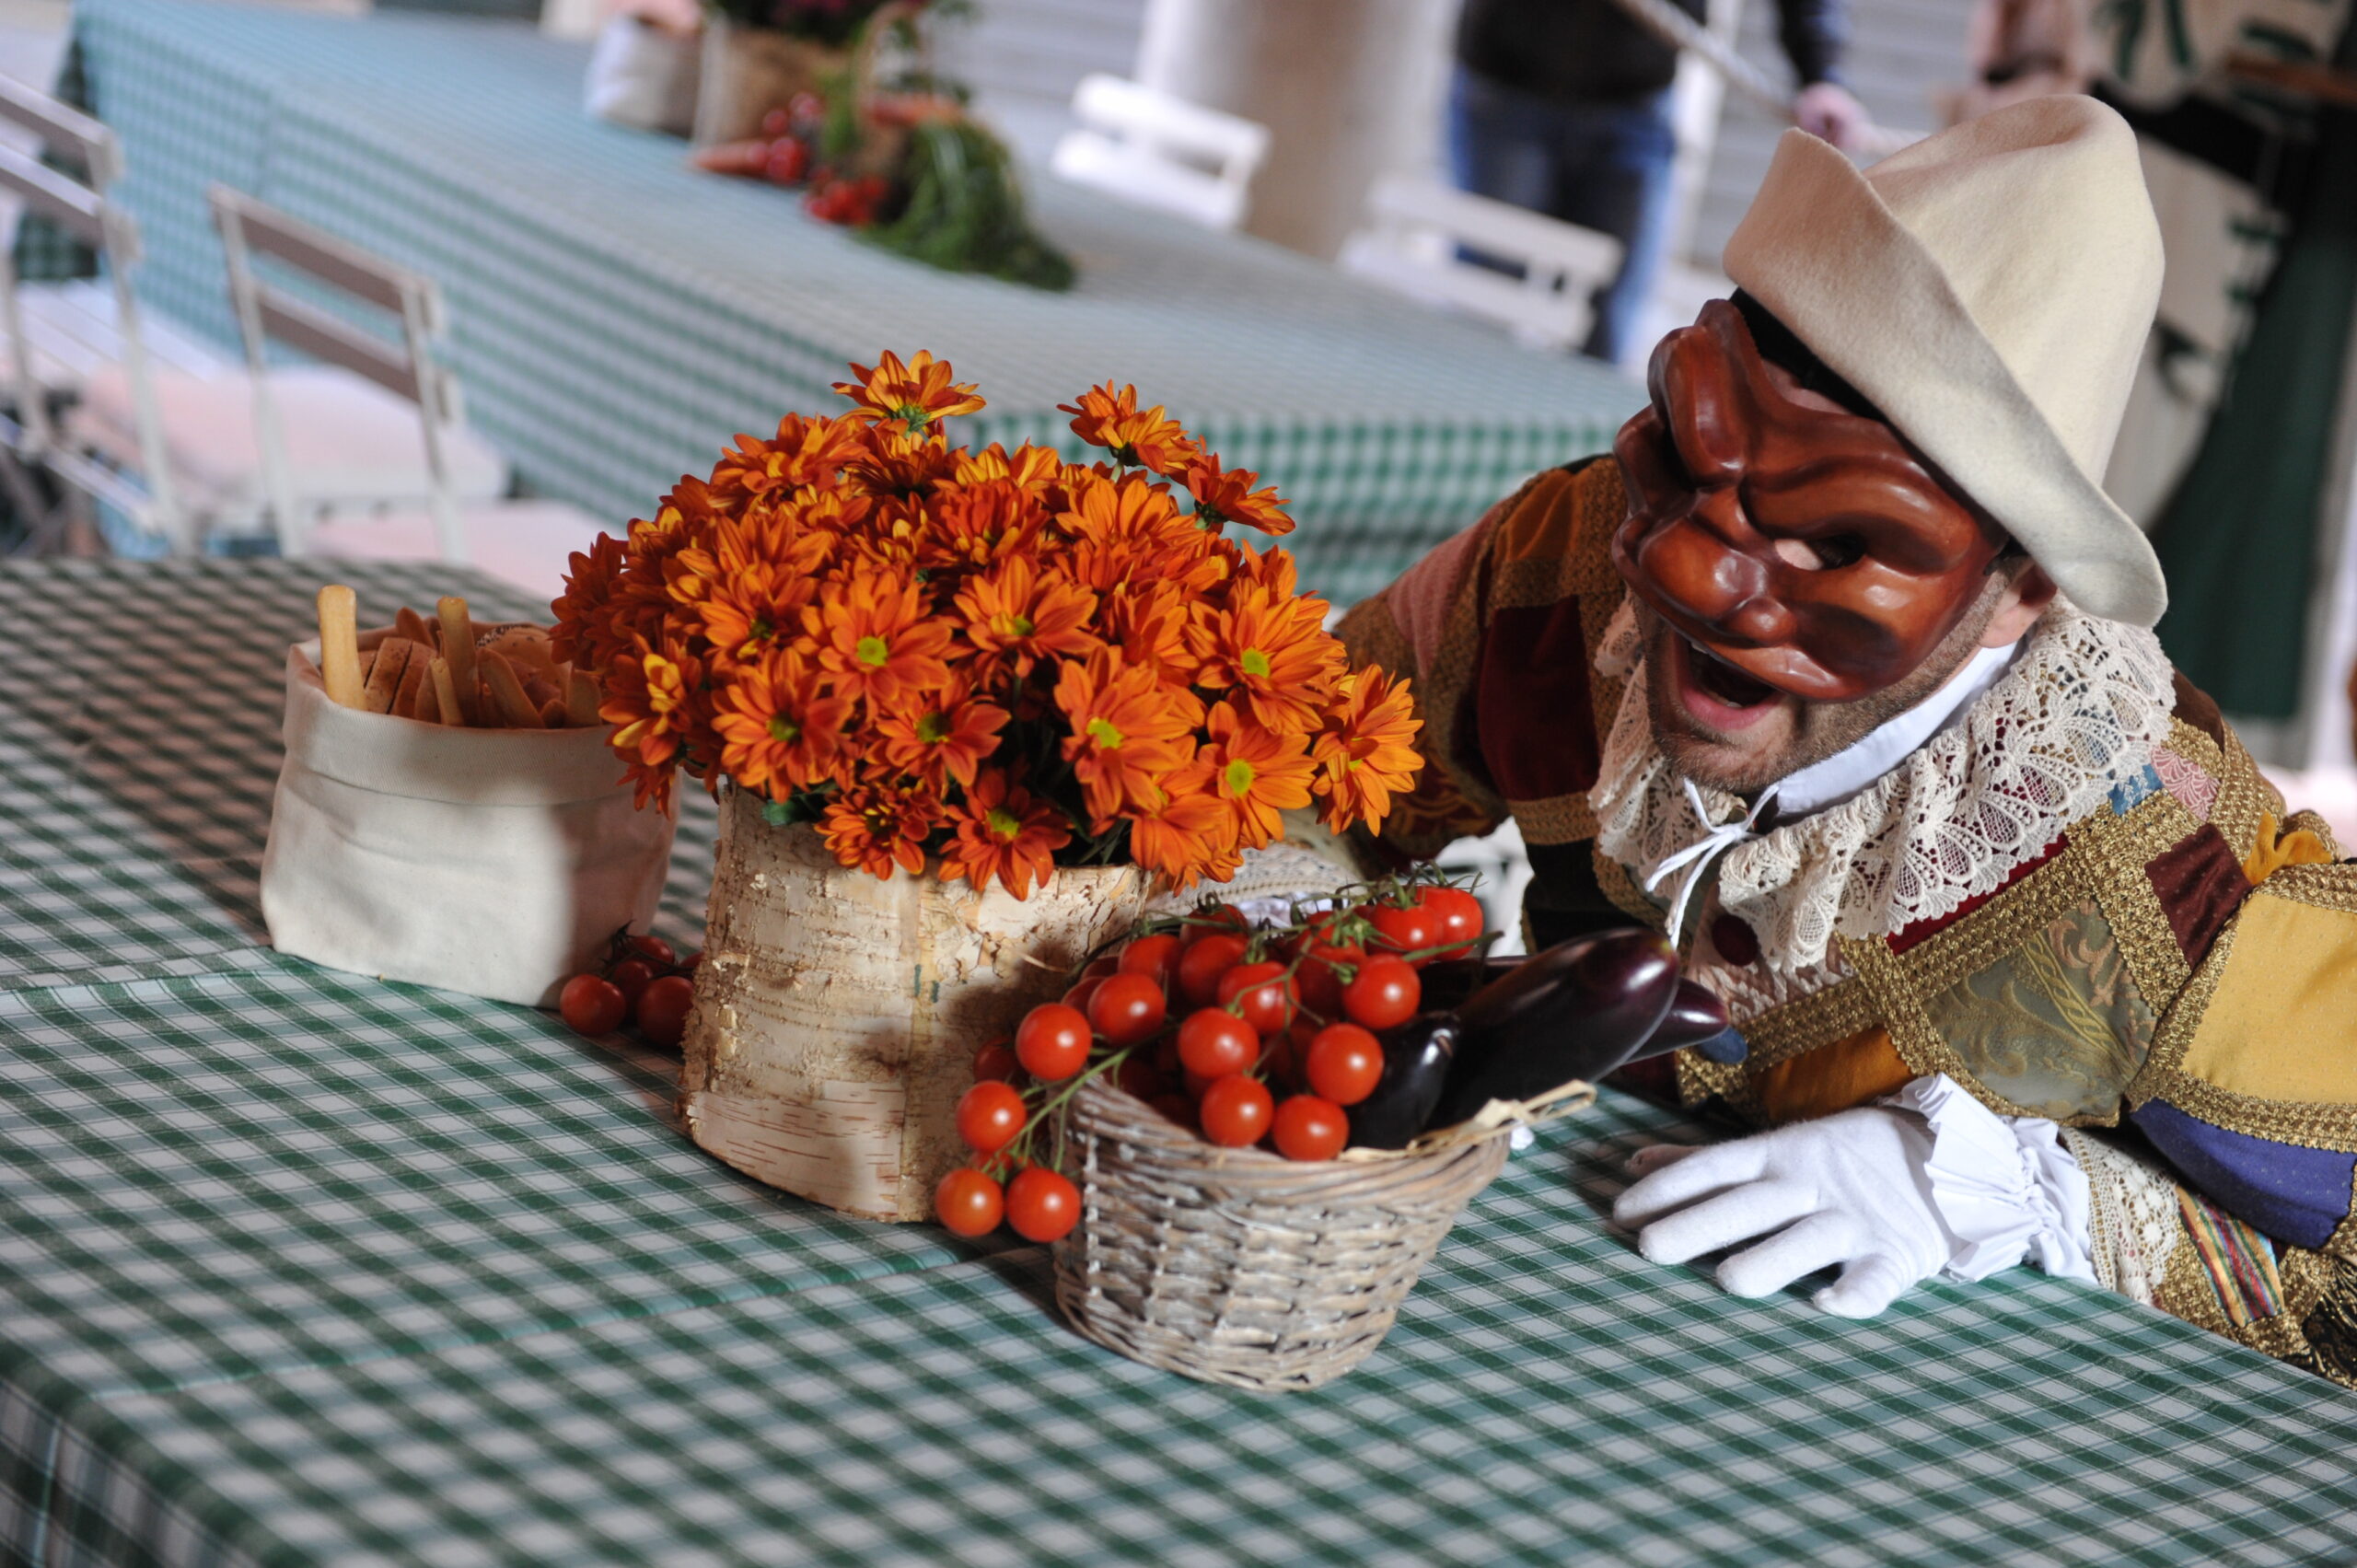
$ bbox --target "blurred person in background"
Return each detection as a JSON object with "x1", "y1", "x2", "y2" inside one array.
[{"x1": 1451, "y1": 0, "x2": 1868, "y2": 364}]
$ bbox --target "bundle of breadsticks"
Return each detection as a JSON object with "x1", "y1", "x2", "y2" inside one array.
[{"x1": 314, "y1": 584, "x2": 602, "y2": 729}]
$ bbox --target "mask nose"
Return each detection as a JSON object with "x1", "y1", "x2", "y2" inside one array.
[{"x1": 1636, "y1": 336, "x2": 1799, "y2": 647}]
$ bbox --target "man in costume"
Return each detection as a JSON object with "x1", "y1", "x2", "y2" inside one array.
[{"x1": 1339, "y1": 94, "x2": 2357, "y2": 1385}]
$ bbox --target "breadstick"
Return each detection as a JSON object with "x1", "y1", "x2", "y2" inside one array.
[
  {"x1": 413, "y1": 669, "x2": 441, "y2": 725},
  {"x1": 391, "y1": 644, "x2": 431, "y2": 719},
  {"x1": 394, "y1": 605, "x2": 437, "y2": 651},
  {"x1": 428, "y1": 656, "x2": 467, "y2": 728},
  {"x1": 316, "y1": 585, "x2": 364, "y2": 708},
  {"x1": 363, "y1": 638, "x2": 414, "y2": 714},
  {"x1": 436, "y1": 596, "x2": 478, "y2": 724},
  {"x1": 565, "y1": 668, "x2": 601, "y2": 727},
  {"x1": 480, "y1": 648, "x2": 546, "y2": 728},
  {"x1": 539, "y1": 695, "x2": 567, "y2": 728}
]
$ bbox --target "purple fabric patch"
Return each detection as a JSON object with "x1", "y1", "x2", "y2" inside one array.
[{"x1": 2131, "y1": 1100, "x2": 2356, "y2": 1250}]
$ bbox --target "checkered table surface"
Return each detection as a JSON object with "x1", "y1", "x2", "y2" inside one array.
[
  {"x1": 3, "y1": 557, "x2": 2356, "y2": 1567},
  {"x1": 73, "y1": 0, "x2": 1644, "y2": 607}
]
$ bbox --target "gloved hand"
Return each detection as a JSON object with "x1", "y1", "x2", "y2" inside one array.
[{"x1": 1612, "y1": 1105, "x2": 1956, "y2": 1318}]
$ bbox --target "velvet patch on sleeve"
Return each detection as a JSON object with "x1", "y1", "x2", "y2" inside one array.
[{"x1": 2143, "y1": 823, "x2": 2249, "y2": 970}]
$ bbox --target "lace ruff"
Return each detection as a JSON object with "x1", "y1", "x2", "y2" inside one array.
[{"x1": 1593, "y1": 602, "x2": 2179, "y2": 974}]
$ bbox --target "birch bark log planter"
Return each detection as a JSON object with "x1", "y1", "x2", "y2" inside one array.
[{"x1": 679, "y1": 786, "x2": 1149, "y2": 1222}]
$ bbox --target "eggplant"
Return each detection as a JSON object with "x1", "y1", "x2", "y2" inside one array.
[
  {"x1": 1344, "y1": 1012, "x2": 1458, "y2": 1150},
  {"x1": 1427, "y1": 928, "x2": 1679, "y2": 1129},
  {"x1": 1623, "y1": 980, "x2": 1729, "y2": 1062}
]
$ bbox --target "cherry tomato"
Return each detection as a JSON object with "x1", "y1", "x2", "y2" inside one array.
[
  {"x1": 1177, "y1": 1007, "x2": 1258, "y2": 1079},
  {"x1": 971, "y1": 1041, "x2": 1018, "y2": 1083},
  {"x1": 1062, "y1": 976, "x2": 1104, "y2": 1015},
  {"x1": 1016, "y1": 1003, "x2": 1093, "y2": 1080},
  {"x1": 935, "y1": 1167, "x2": 1004, "y2": 1237},
  {"x1": 678, "y1": 951, "x2": 702, "y2": 975},
  {"x1": 1192, "y1": 903, "x2": 1250, "y2": 935},
  {"x1": 1117, "y1": 933, "x2": 1184, "y2": 990},
  {"x1": 1087, "y1": 972, "x2": 1167, "y2": 1048},
  {"x1": 607, "y1": 957, "x2": 656, "y2": 1007},
  {"x1": 1304, "y1": 1021, "x2": 1384, "y2": 1105},
  {"x1": 1217, "y1": 961, "x2": 1297, "y2": 1035},
  {"x1": 1004, "y1": 1166, "x2": 1081, "y2": 1242},
  {"x1": 1177, "y1": 933, "x2": 1249, "y2": 1008},
  {"x1": 1272, "y1": 1095, "x2": 1349, "y2": 1161},
  {"x1": 1361, "y1": 900, "x2": 1439, "y2": 963},
  {"x1": 628, "y1": 934, "x2": 679, "y2": 968},
  {"x1": 1199, "y1": 1074, "x2": 1274, "y2": 1147},
  {"x1": 1342, "y1": 956, "x2": 1421, "y2": 1031},
  {"x1": 955, "y1": 1079, "x2": 1027, "y2": 1154},
  {"x1": 634, "y1": 974, "x2": 696, "y2": 1048},
  {"x1": 1424, "y1": 887, "x2": 1486, "y2": 956},
  {"x1": 1115, "y1": 1054, "x2": 1169, "y2": 1100},
  {"x1": 1182, "y1": 1067, "x2": 1217, "y2": 1101},
  {"x1": 1083, "y1": 954, "x2": 1121, "y2": 979},
  {"x1": 558, "y1": 972, "x2": 626, "y2": 1037},
  {"x1": 760, "y1": 108, "x2": 792, "y2": 137}
]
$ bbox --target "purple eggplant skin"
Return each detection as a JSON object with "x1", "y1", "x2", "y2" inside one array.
[
  {"x1": 1621, "y1": 980, "x2": 1729, "y2": 1063},
  {"x1": 1345, "y1": 1013, "x2": 1459, "y2": 1150},
  {"x1": 1427, "y1": 929, "x2": 1679, "y2": 1129}
]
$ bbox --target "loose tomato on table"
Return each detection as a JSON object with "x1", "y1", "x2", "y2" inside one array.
[
  {"x1": 635, "y1": 974, "x2": 696, "y2": 1048},
  {"x1": 607, "y1": 957, "x2": 656, "y2": 1007},
  {"x1": 1087, "y1": 972, "x2": 1167, "y2": 1048},
  {"x1": 1016, "y1": 1003, "x2": 1093, "y2": 1080},
  {"x1": 935, "y1": 1167, "x2": 1004, "y2": 1237},
  {"x1": 558, "y1": 973, "x2": 627, "y2": 1037}
]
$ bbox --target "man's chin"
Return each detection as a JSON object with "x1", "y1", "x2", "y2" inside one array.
[{"x1": 1645, "y1": 618, "x2": 1808, "y2": 795}]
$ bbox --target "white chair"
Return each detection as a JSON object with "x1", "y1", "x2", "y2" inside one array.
[
  {"x1": 1339, "y1": 176, "x2": 1626, "y2": 354},
  {"x1": 1049, "y1": 74, "x2": 1269, "y2": 232},
  {"x1": 201, "y1": 185, "x2": 608, "y2": 602}
]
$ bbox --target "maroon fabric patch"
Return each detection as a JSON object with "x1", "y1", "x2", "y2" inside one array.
[
  {"x1": 1711, "y1": 913, "x2": 1759, "y2": 967},
  {"x1": 1469, "y1": 598, "x2": 1601, "y2": 803},
  {"x1": 2146, "y1": 824, "x2": 2250, "y2": 969},
  {"x1": 1886, "y1": 836, "x2": 2067, "y2": 953},
  {"x1": 2171, "y1": 670, "x2": 2226, "y2": 748},
  {"x1": 1604, "y1": 1054, "x2": 1679, "y2": 1107}
]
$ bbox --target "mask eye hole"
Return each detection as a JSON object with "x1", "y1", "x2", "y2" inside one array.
[{"x1": 1807, "y1": 536, "x2": 1864, "y2": 570}]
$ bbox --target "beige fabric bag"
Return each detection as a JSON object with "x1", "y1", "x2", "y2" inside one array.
[{"x1": 261, "y1": 633, "x2": 676, "y2": 1006}]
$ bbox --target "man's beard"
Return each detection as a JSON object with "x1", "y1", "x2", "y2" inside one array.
[{"x1": 1642, "y1": 575, "x2": 2014, "y2": 798}]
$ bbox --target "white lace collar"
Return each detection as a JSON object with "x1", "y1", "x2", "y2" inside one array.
[{"x1": 1591, "y1": 599, "x2": 2179, "y2": 973}]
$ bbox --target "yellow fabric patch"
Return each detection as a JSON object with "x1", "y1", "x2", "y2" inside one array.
[
  {"x1": 2180, "y1": 892, "x2": 2357, "y2": 1105},
  {"x1": 1753, "y1": 1027, "x2": 1914, "y2": 1123},
  {"x1": 2242, "y1": 811, "x2": 2336, "y2": 885}
]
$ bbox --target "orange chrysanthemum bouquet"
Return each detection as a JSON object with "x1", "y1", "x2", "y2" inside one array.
[
  {"x1": 553, "y1": 350, "x2": 1422, "y2": 898},
  {"x1": 561, "y1": 351, "x2": 1423, "y2": 1223}
]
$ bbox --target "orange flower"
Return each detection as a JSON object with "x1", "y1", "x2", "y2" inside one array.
[
  {"x1": 550, "y1": 529, "x2": 629, "y2": 666},
  {"x1": 807, "y1": 568, "x2": 954, "y2": 707},
  {"x1": 954, "y1": 556, "x2": 1099, "y2": 677},
  {"x1": 1185, "y1": 583, "x2": 1342, "y2": 734},
  {"x1": 939, "y1": 768, "x2": 1073, "y2": 899},
  {"x1": 695, "y1": 560, "x2": 820, "y2": 666},
  {"x1": 1312, "y1": 668, "x2": 1424, "y2": 833},
  {"x1": 710, "y1": 650, "x2": 852, "y2": 799},
  {"x1": 819, "y1": 783, "x2": 945, "y2": 879},
  {"x1": 923, "y1": 477, "x2": 1045, "y2": 571},
  {"x1": 874, "y1": 676, "x2": 1010, "y2": 791},
  {"x1": 709, "y1": 412, "x2": 867, "y2": 504},
  {"x1": 1124, "y1": 761, "x2": 1237, "y2": 891},
  {"x1": 1054, "y1": 649, "x2": 1201, "y2": 823},
  {"x1": 600, "y1": 637, "x2": 705, "y2": 811},
  {"x1": 1199, "y1": 701, "x2": 1315, "y2": 852},
  {"x1": 1097, "y1": 581, "x2": 1193, "y2": 683},
  {"x1": 1183, "y1": 454, "x2": 1295, "y2": 536},
  {"x1": 833, "y1": 350, "x2": 984, "y2": 437},
  {"x1": 1058, "y1": 381, "x2": 1201, "y2": 474}
]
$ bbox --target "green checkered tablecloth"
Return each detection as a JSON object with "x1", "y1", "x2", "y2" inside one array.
[
  {"x1": 3, "y1": 558, "x2": 2357, "y2": 1567},
  {"x1": 71, "y1": 0, "x2": 1643, "y2": 607}
]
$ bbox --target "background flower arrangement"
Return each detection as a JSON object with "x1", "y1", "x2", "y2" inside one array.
[{"x1": 552, "y1": 350, "x2": 1423, "y2": 895}]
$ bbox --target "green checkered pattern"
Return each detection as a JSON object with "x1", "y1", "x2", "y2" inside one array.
[
  {"x1": 6, "y1": 556, "x2": 2357, "y2": 1568},
  {"x1": 72, "y1": 0, "x2": 1643, "y2": 607}
]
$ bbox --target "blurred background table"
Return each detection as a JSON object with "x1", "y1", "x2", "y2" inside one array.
[
  {"x1": 4, "y1": 559, "x2": 2357, "y2": 1568},
  {"x1": 70, "y1": 0, "x2": 1644, "y2": 605}
]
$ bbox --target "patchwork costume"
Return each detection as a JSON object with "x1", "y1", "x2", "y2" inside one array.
[{"x1": 1339, "y1": 99, "x2": 2357, "y2": 1385}]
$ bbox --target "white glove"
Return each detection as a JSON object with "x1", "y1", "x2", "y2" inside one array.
[{"x1": 1613, "y1": 1075, "x2": 2096, "y2": 1318}]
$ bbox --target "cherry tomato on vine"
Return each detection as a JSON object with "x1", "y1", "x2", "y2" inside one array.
[
  {"x1": 1272, "y1": 1095, "x2": 1349, "y2": 1161},
  {"x1": 935, "y1": 1167, "x2": 1004, "y2": 1237},
  {"x1": 558, "y1": 973, "x2": 627, "y2": 1037},
  {"x1": 1218, "y1": 961, "x2": 1297, "y2": 1034},
  {"x1": 1118, "y1": 933, "x2": 1184, "y2": 990},
  {"x1": 1004, "y1": 1167, "x2": 1081, "y2": 1242},
  {"x1": 1063, "y1": 976, "x2": 1105, "y2": 1016},
  {"x1": 1016, "y1": 1003, "x2": 1093, "y2": 1080},
  {"x1": 1177, "y1": 933, "x2": 1249, "y2": 1008},
  {"x1": 1342, "y1": 955, "x2": 1421, "y2": 1031},
  {"x1": 1304, "y1": 1022, "x2": 1384, "y2": 1105},
  {"x1": 971, "y1": 1041, "x2": 1018, "y2": 1083},
  {"x1": 1361, "y1": 900, "x2": 1440, "y2": 963},
  {"x1": 1199, "y1": 1074, "x2": 1274, "y2": 1147},
  {"x1": 955, "y1": 1079, "x2": 1027, "y2": 1155},
  {"x1": 1116, "y1": 1053, "x2": 1169, "y2": 1100},
  {"x1": 1177, "y1": 1007, "x2": 1258, "y2": 1079},
  {"x1": 1087, "y1": 972, "x2": 1167, "y2": 1048},
  {"x1": 1424, "y1": 887, "x2": 1486, "y2": 956},
  {"x1": 607, "y1": 957, "x2": 656, "y2": 1007},
  {"x1": 635, "y1": 974, "x2": 696, "y2": 1048},
  {"x1": 628, "y1": 934, "x2": 679, "y2": 968},
  {"x1": 1192, "y1": 903, "x2": 1250, "y2": 935}
]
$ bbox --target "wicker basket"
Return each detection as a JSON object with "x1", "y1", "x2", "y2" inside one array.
[{"x1": 1051, "y1": 1076, "x2": 1584, "y2": 1391}]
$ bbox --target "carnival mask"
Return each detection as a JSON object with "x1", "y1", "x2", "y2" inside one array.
[{"x1": 1611, "y1": 299, "x2": 2010, "y2": 709}]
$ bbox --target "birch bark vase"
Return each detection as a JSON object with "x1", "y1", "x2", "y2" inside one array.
[{"x1": 679, "y1": 787, "x2": 1149, "y2": 1222}]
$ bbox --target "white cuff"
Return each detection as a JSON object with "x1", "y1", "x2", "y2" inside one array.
[{"x1": 1882, "y1": 1074, "x2": 2096, "y2": 1285}]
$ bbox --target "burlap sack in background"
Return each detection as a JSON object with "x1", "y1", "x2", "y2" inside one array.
[{"x1": 261, "y1": 635, "x2": 676, "y2": 1006}]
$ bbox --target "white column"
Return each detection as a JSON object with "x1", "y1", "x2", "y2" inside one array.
[{"x1": 1136, "y1": 0, "x2": 1459, "y2": 260}]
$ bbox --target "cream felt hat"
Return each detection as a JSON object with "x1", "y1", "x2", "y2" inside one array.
[{"x1": 1722, "y1": 96, "x2": 2168, "y2": 626}]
